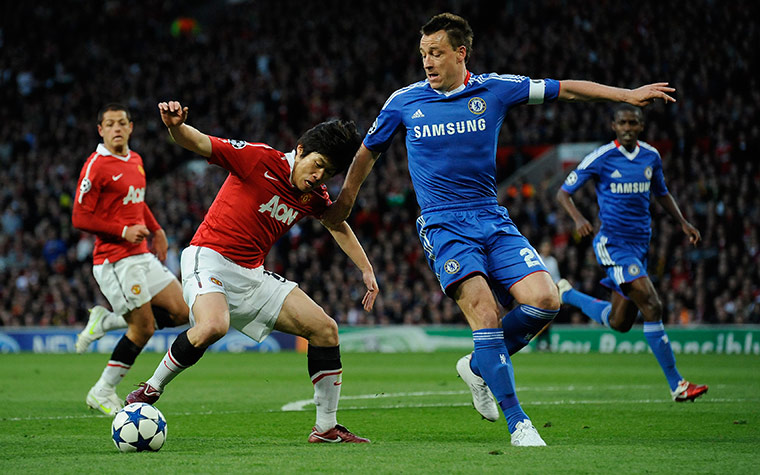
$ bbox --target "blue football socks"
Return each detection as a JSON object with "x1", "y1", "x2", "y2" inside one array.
[
  {"x1": 502, "y1": 304, "x2": 558, "y2": 355},
  {"x1": 562, "y1": 287, "x2": 612, "y2": 327},
  {"x1": 643, "y1": 321, "x2": 682, "y2": 391},
  {"x1": 472, "y1": 329, "x2": 528, "y2": 433}
]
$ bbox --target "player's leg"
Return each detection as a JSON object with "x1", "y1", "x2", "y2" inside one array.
[
  {"x1": 274, "y1": 286, "x2": 369, "y2": 443},
  {"x1": 455, "y1": 275, "x2": 544, "y2": 446},
  {"x1": 502, "y1": 270, "x2": 560, "y2": 356},
  {"x1": 127, "y1": 291, "x2": 225, "y2": 405},
  {"x1": 75, "y1": 305, "x2": 128, "y2": 354},
  {"x1": 604, "y1": 289, "x2": 639, "y2": 332},
  {"x1": 87, "y1": 302, "x2": 155, "y2": 415},
  {"x1": 416, "y1": 212, "x2": 502, "y2": 424},
  {"x1": 86, "y1": 256, "x2": 159, "y2": 415},
  {"x1": 127, "y1": 247, "x2": 229, "y2": 405},
  {"x1": 149, "y1": 279, "x2": 190, "y2": 329},
  {"x1": 557, "y1": 279, "x2": 613, "y2": 327},
  {"x1": 624, "y1": 277, "x2": 707, "y2": 400},
  {"x1": 482, "y1": 219, "x2": 559, "y2": 356}
]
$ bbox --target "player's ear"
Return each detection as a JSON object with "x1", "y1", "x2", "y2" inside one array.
[
  {"x1": 97, "y1": 124, "x2": 104, "y2": 137},
  {"x1": 295, "y1": 144, "x2": 304, "y2": 160}
]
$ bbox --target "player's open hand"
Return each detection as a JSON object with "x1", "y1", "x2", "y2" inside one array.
[
  {"x1": 682, "y1": 221, "x2": 701, "y2": 246},
  {"x1": 627, "y1": 83, "x2": 676, "y2": 106},
  {"x1": 361, "y1": 270, "x2": 379, "y2": 311},
  {"x1": 158, "y1": 101, "x2": 189, "y2": 128}
]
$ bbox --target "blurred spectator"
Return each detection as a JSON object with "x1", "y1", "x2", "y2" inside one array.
[{"x1": 0, "y1": 0, "x2": 758, "y2": 326}]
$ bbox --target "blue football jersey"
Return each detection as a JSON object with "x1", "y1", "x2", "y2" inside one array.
[
  {"x1": 363, "y1": 72, "x2": 560, "y2": 210},
  {"x1": 561, "y1": 140, "x2": 669, "y2": 242}
]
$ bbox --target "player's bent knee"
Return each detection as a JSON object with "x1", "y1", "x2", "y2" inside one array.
[
  {"x1": 520, "y1": 293, "x2": 560, "y2": 313},
  {"x1": 309, "y1": 315, "x2": 339, "y2": 346},
  {"x1": 194, "y1": 319, "x2": 229, "y2": 345}
]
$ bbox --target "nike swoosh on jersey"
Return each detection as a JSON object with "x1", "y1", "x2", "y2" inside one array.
[
  {"x1": 264, "y1": 171, "x2": 278, "y2": 181},
  {"x1": 112, "y1": 174, "x2": 123, "y2": 181}
]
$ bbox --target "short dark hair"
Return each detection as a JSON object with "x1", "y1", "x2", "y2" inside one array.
[
  {"x1": 613, "y1": 104, "x2": 643, "y2": 121},
  {"x1": 297, "y1": 119, "x2": 361, "y2": 174},
  {"x1": 98, "y1": 103, "x2": 131, "y2": 123},
  {"x1": 421, "y1": 13, "x2": 474, "y2": 62}
]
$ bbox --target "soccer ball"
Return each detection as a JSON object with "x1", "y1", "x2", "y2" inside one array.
[{"x1": 111, "y1": 402, "x2": 167, "y2": 452}]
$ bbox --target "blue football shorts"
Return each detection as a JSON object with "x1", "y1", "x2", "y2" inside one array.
[
  {"x1": 416, "y1": 203, "x2": 547, "y2": 306},
  {"x1": 592, "y1": 232, "x2": 650, "y2": 295}
]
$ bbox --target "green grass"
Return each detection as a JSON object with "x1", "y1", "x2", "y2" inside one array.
[{"x1": 1, "y1": 351, "x2": 758, "y2": 473}]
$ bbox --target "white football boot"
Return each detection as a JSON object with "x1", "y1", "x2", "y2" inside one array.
[
  {"x1": 557, "y1": 278, "x2": 572, "y2": 305},
  {"x1": 86, "y1": 385, "x2": 123, "y2": 416},
  {"x1": 456, "y1": 353, "x2": 499, "y2": 422},
  {"x1": 75, "y1": 306, "x2": 110, "y2": 354},
  {"x1": 510, "y1": 419, "x2": 547, "y2": 447}
]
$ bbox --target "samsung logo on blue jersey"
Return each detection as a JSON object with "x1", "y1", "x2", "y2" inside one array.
[
  {"x1": 413, "y1": 118, "x2": 486, "y2": 138},
  {"x1": 610, "y1": 182, "x2": 651, "y2": 194}
]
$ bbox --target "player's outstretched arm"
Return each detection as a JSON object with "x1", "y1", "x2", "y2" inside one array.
[
  {"x1": 321, "y1": 219, "x2": 379, "y2": 311},
  {"x1": 556, "y1": 189, "x2": 594, "y2": 237},
  {"x1": 158, "y1": 101, "x2": 212, "y2": 157},
  {"x1": 559, "y1": 80, "x2": 676, "y2": 106},
  {"x1": 322, "y1": 145, "x2": 380, "y2": 227},
  {"x1": 655, "y1": 193, "x2": 701, "y2": 246}
]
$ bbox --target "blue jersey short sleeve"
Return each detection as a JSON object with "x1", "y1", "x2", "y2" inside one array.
[{"x1": 561, "y1": 145, "x2": 605, "y2": 195}]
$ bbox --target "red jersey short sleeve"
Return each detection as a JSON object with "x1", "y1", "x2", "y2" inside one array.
[
  {"x1": 191, "y1": 139, "x2": 331, "y2": 268},
  {"x1": 72, "y1": 145, "x2": 154, "y2": 264}
]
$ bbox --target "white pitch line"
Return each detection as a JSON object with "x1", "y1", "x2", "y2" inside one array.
[{"x1": 1, "y1": 386, "x2": 743, "y2": 422}]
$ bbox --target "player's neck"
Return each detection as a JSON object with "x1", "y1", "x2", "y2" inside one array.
[
  {"x1": 106, "y1": 144, "x2": 129, "y2": 157},
  {"x1": 445, "y1": 69, "x2": 469, "y2": 92}
]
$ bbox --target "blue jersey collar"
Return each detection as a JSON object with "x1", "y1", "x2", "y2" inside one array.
[
  {"x1": 430, "y1": 71, "x2": 472, "y2": 97},
  {"x1": 615, "y1": 140, "x2": 640, "y2": 160}
]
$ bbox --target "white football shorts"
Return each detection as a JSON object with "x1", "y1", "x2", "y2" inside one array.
[
  {"x1": 93, "y1": 252, "x2": 178, "y2": 316},
  {"x1": 180, "y1": 245, "x2": 297, "y2": 342}
]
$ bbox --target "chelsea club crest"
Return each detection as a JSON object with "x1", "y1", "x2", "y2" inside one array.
[
  {"x1": 468, "y1": 97, "x2": 486, "y2": 115},
  {"x1": 444, "y1": 259, "x2": 460, "y2": 274}
]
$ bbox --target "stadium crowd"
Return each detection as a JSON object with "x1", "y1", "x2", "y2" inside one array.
[{"x1": 1, "y1": 0, "x2": 758, "y2": 328}]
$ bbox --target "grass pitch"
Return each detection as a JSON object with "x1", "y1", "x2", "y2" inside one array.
[{"x1": 1, "y1": 350, "x2": 758, "y2": 473}]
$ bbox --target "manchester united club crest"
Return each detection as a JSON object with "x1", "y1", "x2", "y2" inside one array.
[
  {"x1": 131, "y1": 285, "x2": 141, "y2": 295},
  {"x1": 209, "y1": 277, "x2": 223, "y2": 287},
  {"x1": 468, "y1": 97, "x2": 487, "y2": 115},
  {"x1": 137, "y1": 165, "x2": 145, "y2": 176},
  {"x1": 300, "y1": 194, "x2": 312, "y2": 204}
]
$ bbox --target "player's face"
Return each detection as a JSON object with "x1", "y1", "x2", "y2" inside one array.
[
  {"x1": 98, "y1": 110, "x2": 133, "y2": 155},
  {"x1": 292, "y1": 146, "x2": 337, "y2": 192},
  {"x1": 611, "y1": 110, "x2": 644, "y2": 149},
  {"x1": 419, "y1": 30, "x2": 466, "y2": 91}
]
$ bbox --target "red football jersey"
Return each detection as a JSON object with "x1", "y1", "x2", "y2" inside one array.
[
  {"x1": 72, "y1": 144, "x2": 160, "y2": 265},
  {"x1": 190, "y1": 136, "x2": 331, "y2": 268}
]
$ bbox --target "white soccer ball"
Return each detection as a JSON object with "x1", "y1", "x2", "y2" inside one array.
[{"x1": 111, "y1": 402, "x2": 167, "y2": 452}]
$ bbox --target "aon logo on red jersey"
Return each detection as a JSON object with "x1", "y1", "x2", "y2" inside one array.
[
  {"x1": 123, "y1": 186, "x2": 145, "y2": 205},
  {"x1": 259, "y1": 195, "x2": 299, "y2": 225}
]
